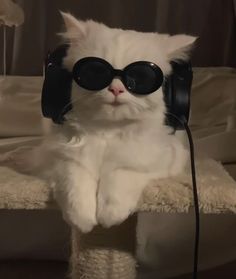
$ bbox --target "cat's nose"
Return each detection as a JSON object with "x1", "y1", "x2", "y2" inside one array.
[{"x1": 108, "y1": 80, "x2": 125, "y2": 96}]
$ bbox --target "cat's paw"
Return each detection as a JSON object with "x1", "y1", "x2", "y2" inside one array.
[
  {"x1": 54, "y1": 183, "x2": 98, "y2": 233},
  {"x1": 53, "y1": 166, "x2": 99, "y2": 233},
  {"x1": 97, "y1": 194, "x2": 134, "y2": 228},
  {"x1": 97, "y1": 169, "x2": 145, "y2": 228},
  {"x1": 62, "y1": 206, "x2": 97, "y2": 233}
]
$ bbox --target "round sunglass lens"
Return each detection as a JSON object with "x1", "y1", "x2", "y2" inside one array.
[
  {"x1": 73, "y1": 58, "x2": 113, "y2": 90},
  {"x1": 124, "y1": 63, "x2": 163, "y2": 94}
]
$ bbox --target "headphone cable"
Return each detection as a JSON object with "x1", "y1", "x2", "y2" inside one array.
[
  {"x1": 167, "y1": 113, "x2": 200, "y2": 279},
  {"x1": 183, "y1": 121, "x2": 200, "y2": 279}
]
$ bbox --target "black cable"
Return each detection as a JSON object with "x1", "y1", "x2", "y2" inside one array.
[
  {"x1": 167, "y1": 114, "x2": 200, "y2": 279},
  {"x1": 183, "y1": 122, "x2": 200, "y2": 279}
]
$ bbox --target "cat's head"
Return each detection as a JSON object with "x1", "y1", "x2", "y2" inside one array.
[{"x1": 60, "y1": 12, "x2": 196, "y2": 125}]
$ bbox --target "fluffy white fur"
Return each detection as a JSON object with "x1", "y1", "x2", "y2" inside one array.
[{"x1": 8, "y1": 13, "x2": 195, "y2": 233}]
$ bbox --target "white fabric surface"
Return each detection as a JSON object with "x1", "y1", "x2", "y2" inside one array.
[
  {"x1": 0, "y1": 76, "x2": 44, "y2": 137},
  {"x1": 190, "y1": 67, "x2": 236, "y2": 163},
  {"x1": 190, "y1": 67, "x2": 236, "y2": 131}
]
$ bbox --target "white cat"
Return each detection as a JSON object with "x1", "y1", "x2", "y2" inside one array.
[{"x1": 6, "y1": 12, "x2": 195, "y2": 233}]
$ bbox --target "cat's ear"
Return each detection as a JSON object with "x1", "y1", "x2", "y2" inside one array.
[
  {"x1": 167, "y1": 35, "x2": 197, "y2": 61},
  {"x1": 60, "y1": 11, "x2": 86, "y2": 42}
]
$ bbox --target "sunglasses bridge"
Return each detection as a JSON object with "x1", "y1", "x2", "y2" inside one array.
[{"x1": 112, "y1": 69, "x2": 124, "y2": 79}]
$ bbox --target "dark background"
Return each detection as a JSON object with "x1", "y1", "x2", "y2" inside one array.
[{"x1": 0, "y1": 0, "x2": 236, "y2": 75}]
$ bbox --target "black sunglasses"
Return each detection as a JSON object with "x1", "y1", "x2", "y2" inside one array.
[{"x1": 72, "y1": 57, "x2": 164, "y2": 95}]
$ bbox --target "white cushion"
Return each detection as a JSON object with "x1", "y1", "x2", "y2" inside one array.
[{"x1": 0, "y1": 76, "x2": 44, "y2": 137}]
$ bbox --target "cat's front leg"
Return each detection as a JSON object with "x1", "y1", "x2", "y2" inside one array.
[
  {"x1": 97, "y1": 169, "x2": 152, "y2": 228},
  {"x1": 53, "y1": 162, "x2": 98, "y2": 233}
]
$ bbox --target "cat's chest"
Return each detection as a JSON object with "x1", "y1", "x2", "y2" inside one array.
[
  {"x1": 52, "y1": 125, "x2": 171, "y2": 174},
  {"x1": 83, "y1": 124, "x2": 159, "y2": 152},
  {"x1": 83, "y1": 127, "x2": 157, "y2": 161},
  {"x1": 58, "y1": 121, "x2": 165, "y2": 162}
]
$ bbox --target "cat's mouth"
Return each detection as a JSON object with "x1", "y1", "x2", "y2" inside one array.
[
  {"x1": 110, "y1": 101, "x2": 123, "y2": 106},
  {"x1": 105, "y1": 100, "x2": 125, "y2": 107}
]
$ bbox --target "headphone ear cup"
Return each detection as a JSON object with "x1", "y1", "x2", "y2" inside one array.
[
  {"x1": 41, "y1": 45, "x2": 72, "y2": 124},
  {"x1": 163, "y1": 61, "x2": 193, "y2": 130}
]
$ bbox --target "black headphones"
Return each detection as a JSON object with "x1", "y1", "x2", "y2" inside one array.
[{"x1": 41, "y1": 44, "x2": 193, "y2": 130}]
